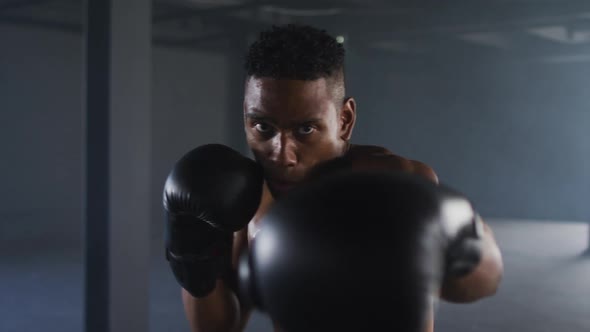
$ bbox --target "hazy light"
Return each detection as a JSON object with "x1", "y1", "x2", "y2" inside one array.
[
  {"x1": 527, "y1": 26, "x2": 590, "y2": 44},
  {"x1": 254, "y1": 226, "x2": 277, "y2": 265},
  {"x1": 440, "y1": 198, "x2": 473, "y2": 235},
  {"x1": 459, "y1": 32, "x2": 510, "y2": 49}
]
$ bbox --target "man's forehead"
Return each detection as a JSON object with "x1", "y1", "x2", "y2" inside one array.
[
  {"x1": 243, "y1": 77, "x2": 340, "y2": 121},
  {"x1": 245, "y1": 76, "x2": 333, "y2": 94},
  {"x1": 245, "y1": 106, "x2": 328, "y2": 123}
]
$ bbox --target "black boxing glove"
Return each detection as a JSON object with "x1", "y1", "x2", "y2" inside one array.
[
  {"x1": 239, "y1": 170, "x2": 485, "y2": 332},
  {"x1": 307, "y1": 155, "x2": 485, "y2": 280},
  {"x1": 239, "y1": 171, "x2": 446, "y2": 332},
  {"x1": 163, "y1": 144, "x2": 263, "y2": 298}
]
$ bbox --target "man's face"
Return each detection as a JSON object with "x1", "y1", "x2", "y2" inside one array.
[{"x1": 244, "y1": 76, "x2": 355, "y2": 197}]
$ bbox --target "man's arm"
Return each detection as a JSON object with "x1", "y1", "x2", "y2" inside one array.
[
  {"x1": 410, "y1": 160, "x2": 504, "y2": 303},
  {"x1": 182, "y1": 281, "x2": 240, "y2": 332},
  {"x1": 313, "y1": 145, "x2": 504, "y2": 303},
  {"x1": 182, "y1": 228, "x2": 253, "y2": 332},
  {"x1": 439, "y1": 221, "x2": 503, "y2": 302}
]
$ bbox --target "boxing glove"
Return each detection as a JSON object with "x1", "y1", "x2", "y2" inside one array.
[
  {"x1": 307, "y1": 151, "x2": 484, "y2": 279},
  {"x1": 435, "y1": 184, "x2": 485, "y2": 279},
  {"x1": 164, "y1": 144, "x2": 264, "y2": 298},
  {"x1": 239, "y1": 170, "x2": 484, "y2": 332}
]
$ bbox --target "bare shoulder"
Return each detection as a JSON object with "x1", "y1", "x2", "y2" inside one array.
[
  {"x1": 408, "y1": 159, "x2": 439, "y2": 184},
  {"x1": 347, "y1": 144, "x2": 439, "y2": 184},
  {"x1": 347, "y1": 143, "x2": 393, "y2": 156}
]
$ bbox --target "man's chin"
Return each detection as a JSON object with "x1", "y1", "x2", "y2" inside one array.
[{"x1": 267, "y1": 181, "x2": 296, "y2": 198}]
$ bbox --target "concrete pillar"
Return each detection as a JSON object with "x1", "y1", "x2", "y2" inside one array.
[{"x1": 83, "y1": 0, "x2": 152, "y2": 331}]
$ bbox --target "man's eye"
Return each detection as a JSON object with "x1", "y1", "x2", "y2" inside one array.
[
  {"x1": 254, "y1": 123, "x2": 272, "y2": 133},
  {"x1": 297, "y1": 125, "x2": 315, "y2": 135}
]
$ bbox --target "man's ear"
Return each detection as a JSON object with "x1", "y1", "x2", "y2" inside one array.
[{"x1": 340, "y1": 97, "x2": 356, "y2": 141}]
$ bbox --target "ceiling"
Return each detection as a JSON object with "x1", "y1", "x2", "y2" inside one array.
[{"x1": 2, "y1": 0, "x2": 590, "y2": 63}]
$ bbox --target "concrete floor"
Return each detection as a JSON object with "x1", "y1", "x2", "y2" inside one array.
[{"x1": 1, "y1": 219, "x2": 588, "y2": 332}]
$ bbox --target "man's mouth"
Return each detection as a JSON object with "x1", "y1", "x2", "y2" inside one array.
[{"x1": 267, "y1": 179, "x2": 296, "y2": 194}]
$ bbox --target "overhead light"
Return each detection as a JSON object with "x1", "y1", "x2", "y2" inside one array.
[
  {"x1": 527, "y1": 26, "x2": 590, "y2": 44},
  {"x1": 261, "y1": 5, "x2": 342, "y2": 17},
  {"x1": 537, "y1": 54, "x2": 590, "y2": 64},
  {"x1": 459, "y1": 32, "x2": 510, "y2": 49}
]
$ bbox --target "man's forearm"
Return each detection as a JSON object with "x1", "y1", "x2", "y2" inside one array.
[
  {"x1": 439, "y1": 221, "x2": 504, "y2": 303},
  {"x1": 182, "y1": 279, "x2": 246, "y2": 332}
]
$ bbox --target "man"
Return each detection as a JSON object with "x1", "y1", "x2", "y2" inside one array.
[{"x1": 164, "y1": 24, "x2": 503, "y2": 332}]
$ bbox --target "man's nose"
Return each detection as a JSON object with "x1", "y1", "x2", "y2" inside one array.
[{"x1": 268, "y1": 134, "x2": 297, "y2": 167}]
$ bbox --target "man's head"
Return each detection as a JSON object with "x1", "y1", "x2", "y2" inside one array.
[{"x1": 243, "y1": 24, "x2": 356, "y2": 197}]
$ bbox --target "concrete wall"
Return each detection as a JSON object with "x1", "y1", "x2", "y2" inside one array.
[
  {"x1": 1, "y1": 24, "x2": 588, "y2": 255},
  {"x1": 0, "y1": 25, "x2": 230, "y2": 251},
  {"x1": 347, "y1": 52, "x2": 590, "y2": 221}
]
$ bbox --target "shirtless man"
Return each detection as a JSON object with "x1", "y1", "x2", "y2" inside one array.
[{"x1": 163, "y1": 23, "x2": 503, "y2": 332}]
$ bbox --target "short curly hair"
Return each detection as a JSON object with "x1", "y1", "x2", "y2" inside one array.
[{"x1": 244, "y1": 24, "x2": 346, "y2": 85}]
